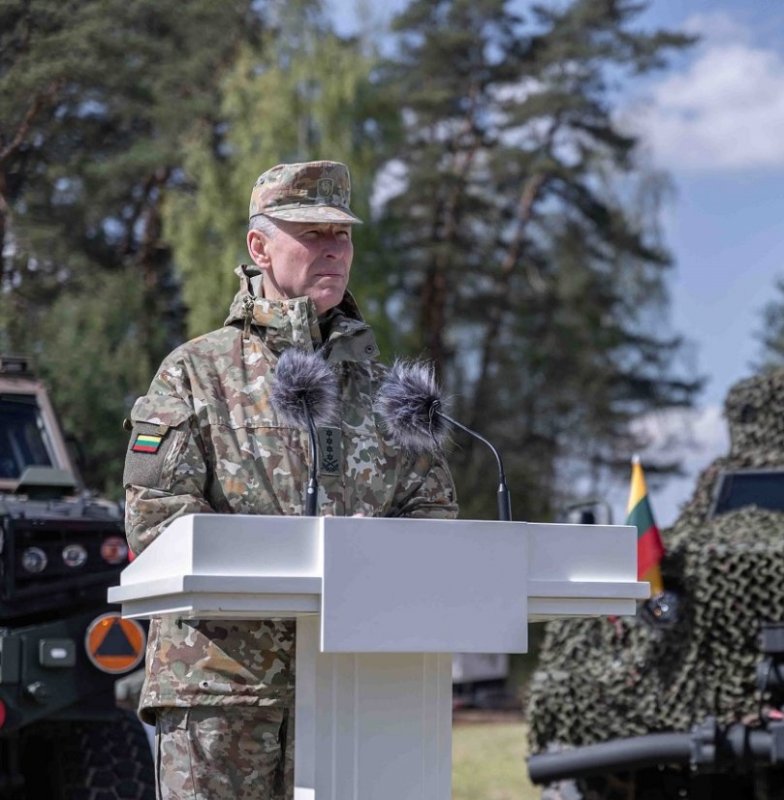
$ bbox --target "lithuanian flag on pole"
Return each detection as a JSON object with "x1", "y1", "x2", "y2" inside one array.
[{"x1": 626, "y1": 455, "x2": 665, "y2": 595}]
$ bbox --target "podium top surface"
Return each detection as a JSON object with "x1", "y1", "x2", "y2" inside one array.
[
  {"x1": 115, "y1": 514, "x2": 640, "y2": 583},
  {"x1": 109, "y1": 516, "x2": 649, "y2": 648}
]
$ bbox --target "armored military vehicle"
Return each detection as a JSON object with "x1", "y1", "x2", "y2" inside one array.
[
  {"x1": 0, "y1": 355, "x2": 153, "y2": 798},
  {"x1": 527, "y1": 368, "x2": 784, "y2": 799}
]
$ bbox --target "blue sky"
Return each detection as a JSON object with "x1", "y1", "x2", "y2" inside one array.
[
  {"x1": 618, "y1": 1, "x2": 784, "y2": 524},
  {"x1": 634, "y1": 2, "x2": 784, "y2": 402},
  {"x1": 328, "y1": 0, "x2": 784, "y2": 525}
]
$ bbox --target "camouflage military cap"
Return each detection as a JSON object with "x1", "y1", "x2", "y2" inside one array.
[{"x1": 249, "y1": 161, "x2": 363, "y2": 225}]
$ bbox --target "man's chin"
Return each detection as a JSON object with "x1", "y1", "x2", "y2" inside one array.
[{"x1": 313, "y1": 288, "x2": 346, "y2": 315}]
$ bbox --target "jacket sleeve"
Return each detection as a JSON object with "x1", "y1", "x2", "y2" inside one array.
[
  {"x1": 388, "y1": 451, "x2": 459, "y2": 519},
  {"x1": 123, "y1": 366, "x2": 213, "y2": 556}
]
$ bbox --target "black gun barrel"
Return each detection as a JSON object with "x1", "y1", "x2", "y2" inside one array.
[
  {"x1": 724, "y1": 723, "x2": 776, "y2": 762},
  {"x1": 528, "y1": 732, "x2": 693, "y2": 784},
  {"x1": 528, "y1": 723, "x2": 778, "y2": 785}
]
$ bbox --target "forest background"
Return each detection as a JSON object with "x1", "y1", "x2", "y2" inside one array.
[{"x1": 2, "y1": 0, "x2": 739, "y2": 521}]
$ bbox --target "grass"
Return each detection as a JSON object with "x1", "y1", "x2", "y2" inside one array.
[{"x1": 453, "y1": 720, "x2": 541, "y2": 800}]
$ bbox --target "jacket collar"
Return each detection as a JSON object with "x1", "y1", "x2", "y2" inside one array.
[{"x1": 225, "y1": 265, "x2": 379, "y2": 363}]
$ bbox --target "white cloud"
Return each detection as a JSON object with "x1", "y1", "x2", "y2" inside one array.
[
  {"x1": 631, "y1": 404, "x2": 728, "y2": 473},
  {"x1": 681, "y1": 11, "x2": 752, "y2": 45},
  {"x1": 561, "y1": 405, "x2": 730, "y2": 528},
  {"x1": 626, "y1": 13, "x2": 784, "y2": 171},
  {"x1": 605, "y1": 405, "x2": 730, "y2": 527}
]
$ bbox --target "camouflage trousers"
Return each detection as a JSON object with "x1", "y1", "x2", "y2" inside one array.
[{"x1": 154, "y1": 706, "x2": 294, "y2": 800}]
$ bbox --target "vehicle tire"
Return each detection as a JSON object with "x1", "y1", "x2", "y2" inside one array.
[{"x1": 22, "y1": 710, "x2": 155, "y2": 799}]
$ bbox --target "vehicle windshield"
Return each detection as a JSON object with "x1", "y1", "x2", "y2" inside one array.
[
  {"x1": 712, "y1": 470, "x2": 784, "y2": 517},
  {"x1": 0, "y1": 396, "x2": 55, "y2": 479}
]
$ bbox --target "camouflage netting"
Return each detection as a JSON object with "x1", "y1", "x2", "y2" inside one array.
[{"x1": 528, "y1": 369, "x2": 784, "y2": 752}]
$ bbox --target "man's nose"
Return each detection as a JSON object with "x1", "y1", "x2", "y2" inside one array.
[{"x1": 323, "y1": 235, "x2": 347, "y2": 258}]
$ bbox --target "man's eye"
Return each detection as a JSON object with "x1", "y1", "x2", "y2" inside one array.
[
  {"x1": 301, "y1": 230, "x2": 320, "y2": 240},
  {"x1": 336, "y1": 231, "x2": 350, "y2": 240}
]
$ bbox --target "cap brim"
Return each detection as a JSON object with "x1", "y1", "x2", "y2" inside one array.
[{"x1": 260, "y1": 205, "x2": 363, "y2": 225}]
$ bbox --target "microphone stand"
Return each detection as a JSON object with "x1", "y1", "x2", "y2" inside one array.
[
  {"x1": 271, "y1": 347, "x2": 338, "y2": 518},
  {"x1": 434, "y1": 404, "x2": 512, "y2": 522},
  {"x1": 302, "y1": 398, "x2": 319, "y2": 516}
]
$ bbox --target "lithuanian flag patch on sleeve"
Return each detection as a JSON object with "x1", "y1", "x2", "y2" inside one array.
[{"x1": 131, "y1": 433, "x2": 164, "y2": 453}]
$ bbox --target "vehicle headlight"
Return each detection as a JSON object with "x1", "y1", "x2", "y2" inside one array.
[
  {"x1": 22, "y1": 547, "x2": 48, "y2": 574},
  {"x1": 62, "y1": 543, "x2": 88, "y2": 568},
  {"x1": 100, "y1": 536, "x2": 128, "y2": 565}
]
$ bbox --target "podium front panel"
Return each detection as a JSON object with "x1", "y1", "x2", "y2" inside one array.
[{"x1": 320, "y1": 517, "x2": 528, "y2": 653}]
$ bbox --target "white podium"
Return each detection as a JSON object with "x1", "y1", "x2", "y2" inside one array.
[{"x1": 109, "y1": 515, "x2": 647, "y2": 800}]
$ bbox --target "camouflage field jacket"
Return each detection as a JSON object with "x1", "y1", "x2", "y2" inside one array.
[{"x1": 124, "y1": 266, "x2": 458, "y2": 722}]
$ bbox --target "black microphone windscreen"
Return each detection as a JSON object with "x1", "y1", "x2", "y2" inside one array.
[
  {"x1": 270, "y1": 348, "x2": 339, "y2": 428},
  {"x1": 375, "y1": 359, "x2": 451, "y2": 453}
]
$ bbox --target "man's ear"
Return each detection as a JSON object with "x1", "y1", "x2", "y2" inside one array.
[{"x1": 247, "y1": 229, "x2": 271, "y2": 269}]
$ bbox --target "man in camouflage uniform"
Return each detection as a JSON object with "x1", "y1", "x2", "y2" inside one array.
[{"x1": 123, "y1": 161, "x2": 458, "y2": 800}]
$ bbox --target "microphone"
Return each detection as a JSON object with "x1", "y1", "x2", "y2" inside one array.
[
  {"x1": 375, "y1": 360, "x2": 512, "y2": 521},
  {"x1": 270, "y1": 348, "x2": 339, "y2": 516}
]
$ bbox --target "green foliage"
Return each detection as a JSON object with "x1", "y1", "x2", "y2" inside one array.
[
  {"x1": 1, "y1": 0, "x2": 261, "y2": 493},
  {"x1": 1, "y1": 0, "x2": 258, "y2": 276},
  {"x1": 164, "y1": 1, "x2": 398, "y2": 345},
  {"x1": 1, "y1": 0, "x2": 700, "y2": 514},
  {"x1": 35, "y1": 269, "x2": 154, "y2": 496},
  {"x1": 376, "y1": 0, "x2": 699, "y2": 519}
]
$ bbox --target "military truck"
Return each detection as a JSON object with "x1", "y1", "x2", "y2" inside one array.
[
  {"x1": 0, "y1": 355, "x2": 154, "y2": 798},
  {"x1": 526, "y1": 368, "x2": 784, "y2": 799}
]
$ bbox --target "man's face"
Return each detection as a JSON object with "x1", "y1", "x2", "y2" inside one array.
[{"x1": 248, "y1": 219, "x2": 354, "y2": 315}]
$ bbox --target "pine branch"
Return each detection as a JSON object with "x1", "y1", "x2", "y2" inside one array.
[
  {"x1": 0, "y1": 78, "x2": 62, "y2": 289},
  {"x1": 0, "y1": 79, "x2": 63, "y2": 167}
]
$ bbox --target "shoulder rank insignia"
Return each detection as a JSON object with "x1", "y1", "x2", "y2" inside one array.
[
  {"x1": 131, "y1": 433, "x2": 163, "y2": 453},
  {"x1": 318, "y1": 426, "x2": 341, "y2": 475}
]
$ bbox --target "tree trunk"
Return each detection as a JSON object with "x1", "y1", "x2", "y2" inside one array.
[{"x1": 418, "y1": 90, "x2": 480, "y2": 374}]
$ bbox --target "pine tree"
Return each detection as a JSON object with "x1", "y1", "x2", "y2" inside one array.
[
  {"x1": 0, "y1": 0, "x2": 262, "y2": 493},
  {"x1": 377, "y1": 0, "x2": 699, "y2": 519}
]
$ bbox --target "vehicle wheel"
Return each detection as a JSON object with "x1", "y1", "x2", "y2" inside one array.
[{"x1": 22, "y1": 710, "x2": 155, "y2": 799}]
